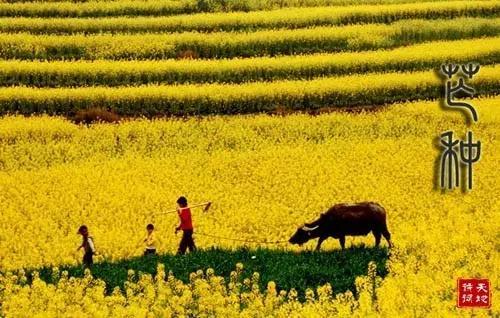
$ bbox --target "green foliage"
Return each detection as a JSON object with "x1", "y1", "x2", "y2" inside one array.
[{"x1": 30, "y1": 247, "x2": 389, "y2": 297}]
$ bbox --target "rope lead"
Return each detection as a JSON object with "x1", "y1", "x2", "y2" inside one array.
[{"x1": 195, "y1": 232, "x2": 288, "y2": 245}]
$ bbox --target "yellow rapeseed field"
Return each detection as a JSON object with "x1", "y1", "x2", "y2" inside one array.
[
  {"x1": 0, "y1": 0, "x2": 498, "y2": 315},
  {"x1": 0, "y1": 97, "x2": 498, "y2": 316},
  {"x1": 1, "y1": 0, "x2": 496, "y2": 34}
]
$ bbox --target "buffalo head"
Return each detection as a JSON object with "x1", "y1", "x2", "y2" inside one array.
[{"x1": 288, "y1": 225, "x2": 319, "y2": 245}]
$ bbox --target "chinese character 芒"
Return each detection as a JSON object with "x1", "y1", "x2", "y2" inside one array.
[{"x1": 441, "y1": 63, "x2": 480, "y2": 123}]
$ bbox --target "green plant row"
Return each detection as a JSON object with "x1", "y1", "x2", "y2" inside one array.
[
  {"x1": 1, "y1": 37, "x2": 498, "y2": 87},
  {"x1": 27, "y1": 248, "x2": 389, "y2": 297},
  {"x1": 0, "y1": 18, "x2": 497, "y2": 60},
  {"x1": 0, "y1": 66, "x2": 497, "y2": 116},
  {"x1": 1, "y1": 1, "x2": 497, "y2": 34},
  {"x1": 0, "y1": 0, "x2": 468, "y2": 17}
]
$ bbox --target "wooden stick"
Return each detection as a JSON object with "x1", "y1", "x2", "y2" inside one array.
[{"x1": 154, "y1": 202, "x2": 211, "y2": 215}]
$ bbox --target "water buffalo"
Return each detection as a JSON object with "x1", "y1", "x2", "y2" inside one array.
[{"x1": 289, "y1": 202, "x2": 392, "y2": 250}]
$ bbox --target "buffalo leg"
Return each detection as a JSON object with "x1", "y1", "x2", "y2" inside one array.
[
  {"x1": 373, "y1": 231, "x2": 381, "y2": 247},
  {"x1": 315, "y1": 236, "x2": 326, "y2": 251},
  {"x1": 382, "y1": 228, "x2": 392, "y2": 248},
  {"x1": 339, "y1": 236, "x2": 345, "y2": 249}
]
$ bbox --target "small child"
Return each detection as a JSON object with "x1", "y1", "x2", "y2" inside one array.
[
  {"x1": 144, "y1": 223, "x2": 157, "y2": 256},
  {"x1": 77, "y1": 225, "x2": 95, "y2": 269},
  {"x1": 175, "y1": 196, "x2": 196, "y2": 255}
]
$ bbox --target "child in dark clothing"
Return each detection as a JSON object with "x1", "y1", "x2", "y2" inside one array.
[
  {"x1": 175, "y1": 196, "x2": 196, "y2": 255},
  {"x1": 77, "y1": 225, "x2": 95, "y2": 269}
]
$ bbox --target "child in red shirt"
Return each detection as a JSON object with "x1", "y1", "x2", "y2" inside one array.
[{"x1": 175, "y1": 196, "x2": 196, "y2": 255}]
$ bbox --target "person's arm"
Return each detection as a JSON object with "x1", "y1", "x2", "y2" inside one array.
[
  {"x1": 88, "y1": 237, "x2": 96, "y2": 253},
  {"x1": 146, "y1": 233, "x2": 154, "y2": 246},
  {"x1": 76, "y1": 240, "x2": 83, "y2": 251},
  {"x1": 175, "y1": 208, "x2": 182, "y2": 233}
]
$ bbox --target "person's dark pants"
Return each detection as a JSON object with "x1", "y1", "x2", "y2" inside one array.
[
  {"x1": 144, "y1": 248, "x2": 156, "y2": 256},
  {"x1": 178, "y1": 229, "x2": 196, "y2": 255},
  {"x1": 83, "y1": 252, "x2": 93, "y2": 269}
]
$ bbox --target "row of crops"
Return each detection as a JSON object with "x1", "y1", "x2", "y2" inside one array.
[
  {"x1": 2, "y1": 66, "x2": 498, "y2": 115},
  {"x1": 1, "y1": 38, "x2": 497, "y2": 87},
  {"x1": 0, "y1": 0, "x2": 498, "y2": 116},
  {"x1": 0, "y1": 0, "x2": 478, "y2": 17},
  {"x1": 1, "y1": 1, "x2": 497, "y2": 33},
  {"x1": 2, "y1": 18, "x2": 498, "y2": 60}
]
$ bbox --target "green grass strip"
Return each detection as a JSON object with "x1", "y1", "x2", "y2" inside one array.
[{"x1": 18, "y1": 247, "x2": 389, "y2": 297}]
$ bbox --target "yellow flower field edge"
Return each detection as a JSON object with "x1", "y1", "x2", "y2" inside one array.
[
  {"x1": 0, "y1": 97, "x2": 493, "y2": 171},
  {"x1": 1, "y1": 1, "x2": 497, "y2": 34},
  {"x1": 5, "y1": 247, "x2": 389, "y2": 308},
  {"x1": 1, "y1": 37, "x2": 497, "y2": 87},
  {"x1": 0, "y1": 263, "x2": 381, "y2": 317},
  {"x1": 0, "y1": 97, "x2": 498, "y2": 316},
  {"x1": 0, "y1": 262, "x2": 387, "y2": 317},
  {"x1": 0, "y1": 66, "x2": 497, "y2": 116},
  {"x1": 0, "y1": 0, "x2": 470, "y2": 18},
  {"x1": 1, "y1": 18, "x2": 497, "y2": 60}
]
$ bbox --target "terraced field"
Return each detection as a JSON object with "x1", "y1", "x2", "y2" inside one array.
[{"x1": 0, "y1": 0, "x2": 498, "y2": 116}]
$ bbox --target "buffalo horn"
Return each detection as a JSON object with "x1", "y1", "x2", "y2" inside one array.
[{"x1": 302, "y1": 225, "x2": 319, "y2": 231}]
